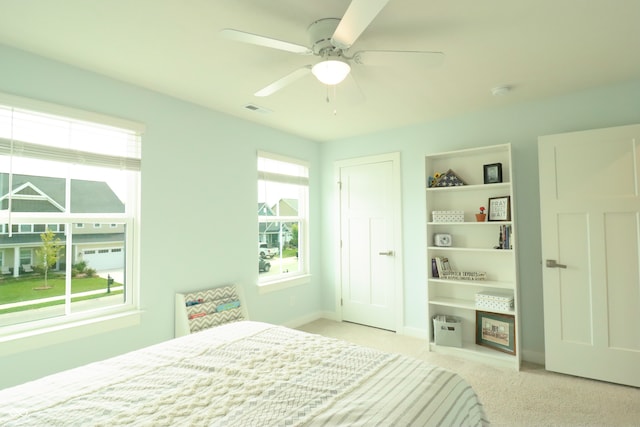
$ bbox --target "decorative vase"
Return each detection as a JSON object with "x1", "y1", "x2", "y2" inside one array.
[{"x1": 475, "y1": 213, "x2": 486, "y2": 222}]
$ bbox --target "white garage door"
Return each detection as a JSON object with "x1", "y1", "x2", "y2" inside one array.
[{"x1": 82, "y1": 247, "x2": 124, "y2": 271}]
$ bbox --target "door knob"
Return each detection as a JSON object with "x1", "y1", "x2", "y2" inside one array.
[
  {"x1": 379, "y1": 250, "x2": 394, "y2": 256},
  {"x1": 546, "y1": 259, "x2": 567, "y2": 269}
]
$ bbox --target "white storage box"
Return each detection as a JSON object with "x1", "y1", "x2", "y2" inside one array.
[
  {"x1": 433, "y1": 315, "x2": 462, "y2": 347},
  {"x1": 432, "y1": 210, "x2": 464, "y2": 223},
  {"x1": 475, "y1": 291, "x2": 514, "y2": 312}
]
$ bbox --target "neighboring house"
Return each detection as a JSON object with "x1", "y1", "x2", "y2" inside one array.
[
  {"x1": 274, "y1": 198, "x2": 298, "y2": 217},
  {"x1": 257, "y1": 201, "x2": 294, "y2": 247},
  {"x1": 0, "y1": 173, "x2": 125, "y2": 276},
  {"x1": 257, "y1": 202, "x2": 280, "y2": 247}
]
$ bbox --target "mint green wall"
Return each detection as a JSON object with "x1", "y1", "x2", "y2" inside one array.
[
  {"x1": 320, "y1": 79, "x2": 640, "y2": 361},
  {"x1": 0, "y1": 44, "x2": 322, "y2": 388}
]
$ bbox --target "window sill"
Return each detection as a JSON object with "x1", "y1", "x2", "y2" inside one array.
[
  {"x1": 0, "y1": 309, "x2": 142, "y2": 357},
  {"x1": 258, "y1": 274, "x2": 311, "y2": 294}
]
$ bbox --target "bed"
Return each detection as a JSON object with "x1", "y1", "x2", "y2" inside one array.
[{"x1": 0, "y1": 321, "x2": 489, "y2": 426}]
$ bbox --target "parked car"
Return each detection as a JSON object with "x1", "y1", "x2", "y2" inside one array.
[
  {"x1": 258, "y1": 242, "x2": 279, "y2": 259},
  {"x1": 259, "y1": 257, "x2": 271, "y2": 272}
]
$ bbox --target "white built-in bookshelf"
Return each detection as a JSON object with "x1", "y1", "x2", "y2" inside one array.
[{"x1": 426, "y1": 143, "x2": 521, "y2": 370}]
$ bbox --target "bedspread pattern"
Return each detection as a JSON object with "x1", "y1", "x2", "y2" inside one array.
[{"x1": 0, "y1": 321, "x2": 488, "y2": 426}]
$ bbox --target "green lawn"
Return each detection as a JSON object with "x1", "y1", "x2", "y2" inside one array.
[
  {"x1": 0, "y1": 274, "x2": 122, "y2": 314},
  {"x1": 282, "y1": 248, "x2": 298, "y2": 258}
]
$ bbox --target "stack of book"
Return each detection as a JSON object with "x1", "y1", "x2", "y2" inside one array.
[
  {"x1": 431, "y1": 256, "x2": 451, "y2": 278},
  {"x1": 498, "y1": 224, "x2": 513, "y2": 249}
]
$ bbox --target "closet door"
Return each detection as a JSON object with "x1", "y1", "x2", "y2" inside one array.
[{"x1": 538, "y1": 124, "x2": 640, "y2": 387}]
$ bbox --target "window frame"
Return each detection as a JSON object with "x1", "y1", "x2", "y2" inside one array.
[
  {"x1": 257, "y1": 151, "x2": 310, "y2": 293},
  {"x1": 0, "y1": 92, "x2": 143, "y2": 350}
]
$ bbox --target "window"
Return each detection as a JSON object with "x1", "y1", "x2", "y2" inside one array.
[
  {"x1": 19, "y1": 224, "x2": 33, "y2": 233},
  {"x1": 0, "y1": 95, "x2": 142, "y2": 332},
  {"x1": 257, "y1": 151, "x2": 309, "y2": 289},
  {"x1": 19, "y1": 248, "x2": 32, "y2": 266}
]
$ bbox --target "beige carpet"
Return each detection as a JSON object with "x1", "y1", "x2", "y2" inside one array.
[{"x1": 297, "y1": 319, "x2": 640, "y2": 427}]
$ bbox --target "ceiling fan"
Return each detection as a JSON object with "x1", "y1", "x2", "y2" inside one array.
[{"x1": 220, "y1": 0, "x2": 444, "y2": 97}]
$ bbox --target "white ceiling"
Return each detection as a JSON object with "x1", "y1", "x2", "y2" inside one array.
[{"x1": 0, "y1": 0, "x2": 639, "y2": 142}]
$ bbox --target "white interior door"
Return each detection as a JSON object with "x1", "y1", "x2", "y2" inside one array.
[
  {"x1": 337, "y1": 153, "x2": 402, "y2": 331},
  {"x1": 539, "y1": 124, "x2": 640, "y2": 387}
]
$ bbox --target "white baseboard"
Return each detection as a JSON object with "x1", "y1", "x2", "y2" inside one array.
[
  {"x1": 521, "y1": 349, "x2": 545, "y2": 365},
  {"x1": 399, "y1": 325, "x2": 429, "y2": 340},
  {"x1": 280, "y1": 311, "x2": 338, "y2": 329}
]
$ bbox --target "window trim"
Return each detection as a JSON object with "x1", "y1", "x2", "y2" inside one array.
[
  {"x1": 257, "y1": 151, "x2": 310, "y2": 290},
  {"x1": 0, "y1": 92, "x2": 145, "y2": 135},
  {"x1": 0, "y1": 309, "x2": 142, "y2": 357},
  {"x1": 0, "y1": 92, "x2": 143, "y2": 345}
]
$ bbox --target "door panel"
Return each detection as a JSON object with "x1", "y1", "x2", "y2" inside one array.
[
  {"x1": 605, "y1": 212, "x2": 640, "y2": 351},
  {"x1": 557, "y1": 213, "x2": 592, "y2": 345},
  {"x1": 555, "y1": 135, "x2": 637, "y2": 199},
  {"x1": 539, "y1": 124, "x2": 640, "y2": 387}
]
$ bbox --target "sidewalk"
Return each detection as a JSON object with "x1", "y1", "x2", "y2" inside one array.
[{"x1": 0, "y1": 269, "x2": 126, "y2": 327}]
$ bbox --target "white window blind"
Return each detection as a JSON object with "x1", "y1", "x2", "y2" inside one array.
[{"x1": 0, "y1": 105, "x2": 141, "y2": 170}]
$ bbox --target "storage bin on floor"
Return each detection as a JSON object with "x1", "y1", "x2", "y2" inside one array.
[{"x1": 433, "y1": 315, "x2": 462, "y2": 347}]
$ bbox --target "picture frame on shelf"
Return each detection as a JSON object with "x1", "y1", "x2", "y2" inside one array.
[
  {"x1": 488, "y1": 196, "x2": 511, "y2": 221},
  {"x1": 483, "y1": 163, "x2": 503, "y2": 184},
  {"x1": 476, "y1": 311, "x2": 516, "y2": 355}
]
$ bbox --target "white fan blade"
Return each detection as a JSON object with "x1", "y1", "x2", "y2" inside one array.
[
  {"x1": 331, "y1": 0, "x2": 390, "y2": 50},
  {"x1": 254, "y1": 66, "x2": 312, "y2": 97},
  {"x1": 338, "y1": 72, "x2": 366, "y2": 105},
  {"x1": 220, "y1": 29, "x2": 312, "y2": 55},
  {"x1": 353, "y1": 50, "x2": 445, "y2": 67}
]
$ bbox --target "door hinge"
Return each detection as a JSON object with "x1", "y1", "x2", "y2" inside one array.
[
  {"x1": 337, "y1": 181, "x2": 342, "y2": 190},
  {"x1": 340, "y1": 298, "x2": 343, "y2": 306}
]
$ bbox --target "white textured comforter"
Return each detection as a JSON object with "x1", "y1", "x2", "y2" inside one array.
[{"x1": 0, "y1": 321, "x2": 488, "y2": 426}]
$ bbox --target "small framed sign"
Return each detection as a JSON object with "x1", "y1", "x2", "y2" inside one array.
[
  {"x1": 476, "y1": 311, "x2": 516, "y2": 355},
  {"x1": 483, "y1": 163, "x2": 503, "y2": 184},
  {"x1": 488, "y1": 196, "x2": 511, "y2": 221}
]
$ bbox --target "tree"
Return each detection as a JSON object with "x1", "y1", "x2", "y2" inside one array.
[
  {"x1": 35, "y1": 229, "x2": 63, "y2": 290},
  {"x1": 290, "y1": 223, "x2": 299, "y2": 248}
]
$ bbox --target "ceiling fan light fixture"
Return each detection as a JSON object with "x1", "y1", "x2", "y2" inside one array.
[{"x1": 312, "y1": 59, "x2": 351, "y2": 85}]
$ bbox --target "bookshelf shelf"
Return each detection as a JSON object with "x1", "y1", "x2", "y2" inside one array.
[
  {"x1": 426, "y1": 143, "x2": 521, "y2": 370},
  {"x1": 427, "y1": 246, "x2": 513, "y2": 253}
]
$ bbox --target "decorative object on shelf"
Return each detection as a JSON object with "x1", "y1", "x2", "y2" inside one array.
[
  {"x1": 475, "y1": 292, "x2": 514, "y2": 311},
  {"x1": 476, "y1": 311, "x2": 516, "y2": 355},
  {"x1": 475, "y1": 206, "x2": 486, "y2": 222},
  {"x1": 439, "y1": 271, "x2": 487, "y2": 281},
  {"x1": 432, "y1": 210, "x2": 464, "y2": 223},
  {"x1": 434, "y1": 233, "x2": 452, "y2": 247},
  {"x1": 488, "y1": 196, "x2": 511, "y2": 221},
  {"x1": 483, "y1": 163, "x2": 503, "y2": 184},
  {"x1": 433, "y1": 169, "x2": 466, "y2": 187}
]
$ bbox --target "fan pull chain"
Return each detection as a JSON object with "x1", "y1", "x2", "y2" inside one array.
[{"x1": 325, "y1": 85, "x2": 338, "y2": 115}]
